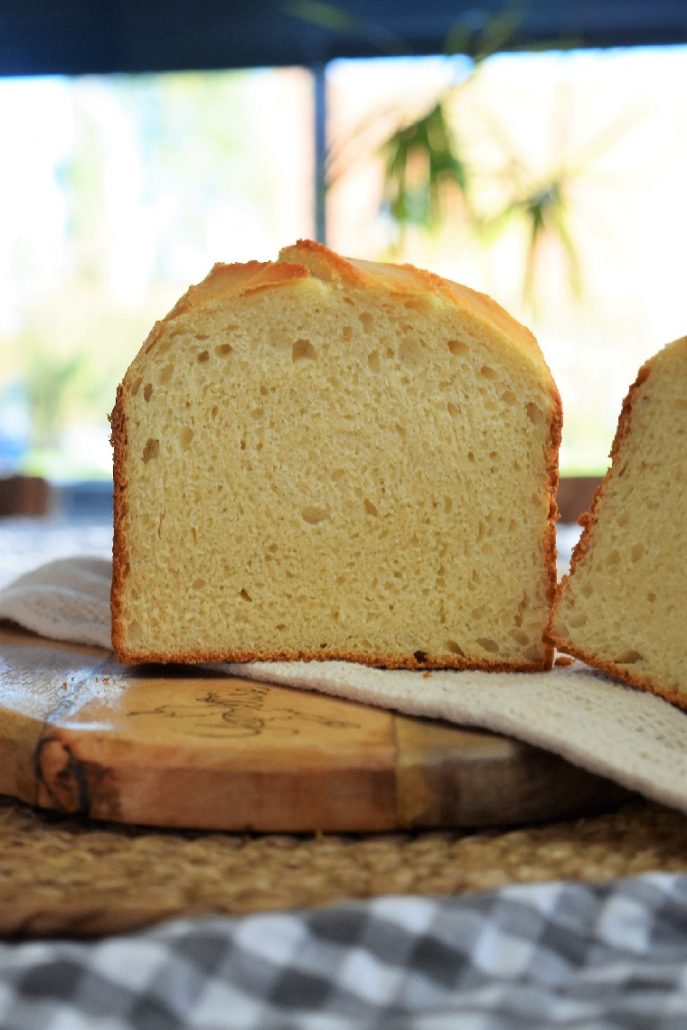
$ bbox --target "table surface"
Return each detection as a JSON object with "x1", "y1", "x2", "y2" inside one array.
[{"x1": 3, "y1": 516, "x2": 687, "y2": 1030}]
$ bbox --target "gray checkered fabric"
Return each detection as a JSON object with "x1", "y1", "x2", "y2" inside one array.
[{"x1": 2, "y1": 873, "x2": 687, "y2": 1029}]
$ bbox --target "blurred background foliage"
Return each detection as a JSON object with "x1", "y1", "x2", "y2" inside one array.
[
  {"x1": 0, "y1": 69, "x2": 312, "y2": 477},
  {"x1": 0, "y1": 11, "x2": 685, "y2": 480}
]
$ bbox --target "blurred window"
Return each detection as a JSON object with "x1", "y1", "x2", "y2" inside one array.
[
  {"x1": 0, "y1": 68, "x2": 314, "y2": 479},
  {"x1": 0, "y1": 46, "x2": 685, "y2": 481}
]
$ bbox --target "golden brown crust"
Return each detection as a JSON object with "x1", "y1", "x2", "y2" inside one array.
[
  {"x1": 551, "y1": 638, "x2": 687, "y2": 711},
  {"x1": 542, "y1": 383, "x2": 563, "y2": 663},
  {"x1": 109, "y1": 383, "x2": 129, "y2": 655},
  {"x1": 166, "y1": 260, "x2": 311, "y2": 320},
  {"x1": 113, "y1": 644, "x2": 552, "y2": 673}
]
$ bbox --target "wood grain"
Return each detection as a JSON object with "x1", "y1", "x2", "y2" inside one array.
[{"x1": 0, "y1": 625, "x2": 630, "y2": 831}]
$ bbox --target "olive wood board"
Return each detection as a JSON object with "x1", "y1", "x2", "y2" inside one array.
[{"x1": 0, "y1": 625, "x2": 630, "y2": 832}]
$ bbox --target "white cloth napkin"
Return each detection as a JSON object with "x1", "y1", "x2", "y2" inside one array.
[{"x1": 2, "y1": 556, "x2": 687, "y2": 814}]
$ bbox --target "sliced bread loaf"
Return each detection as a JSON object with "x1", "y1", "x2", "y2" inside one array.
[
  {"x1": 550, "y1": 335, "x2": 687, "y2": 705},
  {"x1": 111, "y1": 240, "x2": 561, "y2": 668}
]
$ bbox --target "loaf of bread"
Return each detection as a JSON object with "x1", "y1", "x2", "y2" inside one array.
[
  {"x1": 550, "y1": 335, "x2": 687, "y2": 705},
  {"x1": 111, "y1": 240, "x2": 561, "y2": 669}
]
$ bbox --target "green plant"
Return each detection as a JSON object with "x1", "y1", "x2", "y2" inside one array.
[{"x1": 291, "y1": 1, "x2": 596, "y2": 305}]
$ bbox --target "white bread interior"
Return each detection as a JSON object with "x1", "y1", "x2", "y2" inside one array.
[
  {"x1": 550, "y1": 335, "x2": 687, "y2": 705},
  {"x1": 111, "y1": 240, "x2": 561, "y2": 669}
]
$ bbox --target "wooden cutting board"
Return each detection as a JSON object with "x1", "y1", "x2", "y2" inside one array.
[{"x1": 0, "y1": 625, "x2": 630, "y2": 832}]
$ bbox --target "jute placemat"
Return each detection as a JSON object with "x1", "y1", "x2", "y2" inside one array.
[{"x1": 2, "y1": 796, "x2": 687, "y2": 938}]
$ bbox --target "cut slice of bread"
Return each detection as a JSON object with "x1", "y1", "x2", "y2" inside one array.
[
  {"x1": 550, "y1": 335, "x2": 687, "y2": 705},
  {"x1": 111, "y1": 240, "x2": 561, "y2": 669}
]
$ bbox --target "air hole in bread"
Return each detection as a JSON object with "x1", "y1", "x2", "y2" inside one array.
[
  {"x1": 399, "y1": 337, "x2": 423, "y2": 366},
  {"x1": 302, "y1": 506, "x2": 330, "y2": 525},
  {"x1": 445, "y1": 640, "x2": 465, "y2": 656},
  {"x1": 239, "y1": 588, "x2": 252, "y2": 601},
  {"x1": 647, "y1": 591, "x2": 656, "y2": 602},
  {"x1": 142, "y1": 438, "x2": 159, "y2": 463},
  {"x1": 447, "y1": 402, "x2": 459, "y2": 419},
  {"x1": 413, "y1": 650, "x2": 428, "y2": 662},
  {"x1": 179, "y1": 426, "x2": 193, "y2": 450},
  {"x1": 159, "y1": 364, "x2": 174, "y2": 384},
  {"x1": 216, "y1": 343, "x2": 233, "y2": 358},
  {"x1": 195, "y1": 333, "x2": 209, "y2": 341},
  {"x1": 192, "y1": 578, "x2": 206, "y2": 590},
  {"x1": 292, "y1": 338, "x2": 316, "y2": 361},
  {"x1": 364, "y1": 498, "x2": 379, "y2": 516},
  {"x1": 467, "y1": 450, "x2": 475, "y2": 462},
  {"x1": 444, "y1": 496, "x2": 453, "y2": 513},
  {"x1": 630, "y1": 542, "x2": 644, "y2": 562},
  {"x1": 276, "y1": 623, "x2": 286, "y2": 631},
  {"x1": 197, "y1": 350, "x2": 209, "y2": 363},
  {"x1": 526, "y1": 402, "x2": 545, "y2": 425},
  {"x1": 143, "y1": 383, "x2": 153, "y2": 402},
  {"x1": 502, "y1": 388, "x2": 517, "y2": 404},
  {"x1": 394, "y1": 423, "x2": 407, "y2": 440},
  {"x1": 210, "y1": 405, "x2": 219, "y2": 418},
  {"x1": 607, "y1": 550, "x2": 620, "y2": 566},
  {"x1": 342, "y1": 326, "x2": 353, "y2": 341},
  {"x1": 367, "y1": 350, "x2": 380, "y2": 373},
  {"x1": 359, "y1": 311, "x2": 374, "y2": 332},
  {"x1": 614, "y1": 649, "x2": 643, "y2": 664},
  {"x1": 477, "y1": 637, "x2": 500, "y2": 653},
  {"x1": 331, "y1": 468, "x2": 345, "y2": 482},
  {"x1": 480, "y1": 365, "x2": 497, "y2": 380},
  {"x1": 510, "y1": 628, "x2": 530, "y2": 645},
  {"x1": 131, "y1": 376, "x2": 143, "y2": 396},
  {"x1": 447, "y1": 338, "x2": 468, "y2": 356}
]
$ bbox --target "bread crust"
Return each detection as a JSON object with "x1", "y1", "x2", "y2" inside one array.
[
  {"x1": 111, "y1": 240, "x2": 561, "y2": 669},
  {"x1": 109, "y1": 382, "x2": 130, "y2": 658},
  {"x1": 545, "y1": 639, "x2": 687, "y2": 711},
  {"x1": 111, "y1": 644, "x2": 552, "y2": 673}
]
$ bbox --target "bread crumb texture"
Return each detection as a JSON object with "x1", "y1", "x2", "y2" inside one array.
[
  {"x1": 111, "y1": 241, "x2": 560, "y2": 669},
  {"x1": 552, "y1": 335, "x2": 687, "y2": 704}
]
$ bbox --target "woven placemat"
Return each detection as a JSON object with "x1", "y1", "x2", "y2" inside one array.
[{"x1": 2, "y1": 796, "x2": 687, "y2": 938}]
